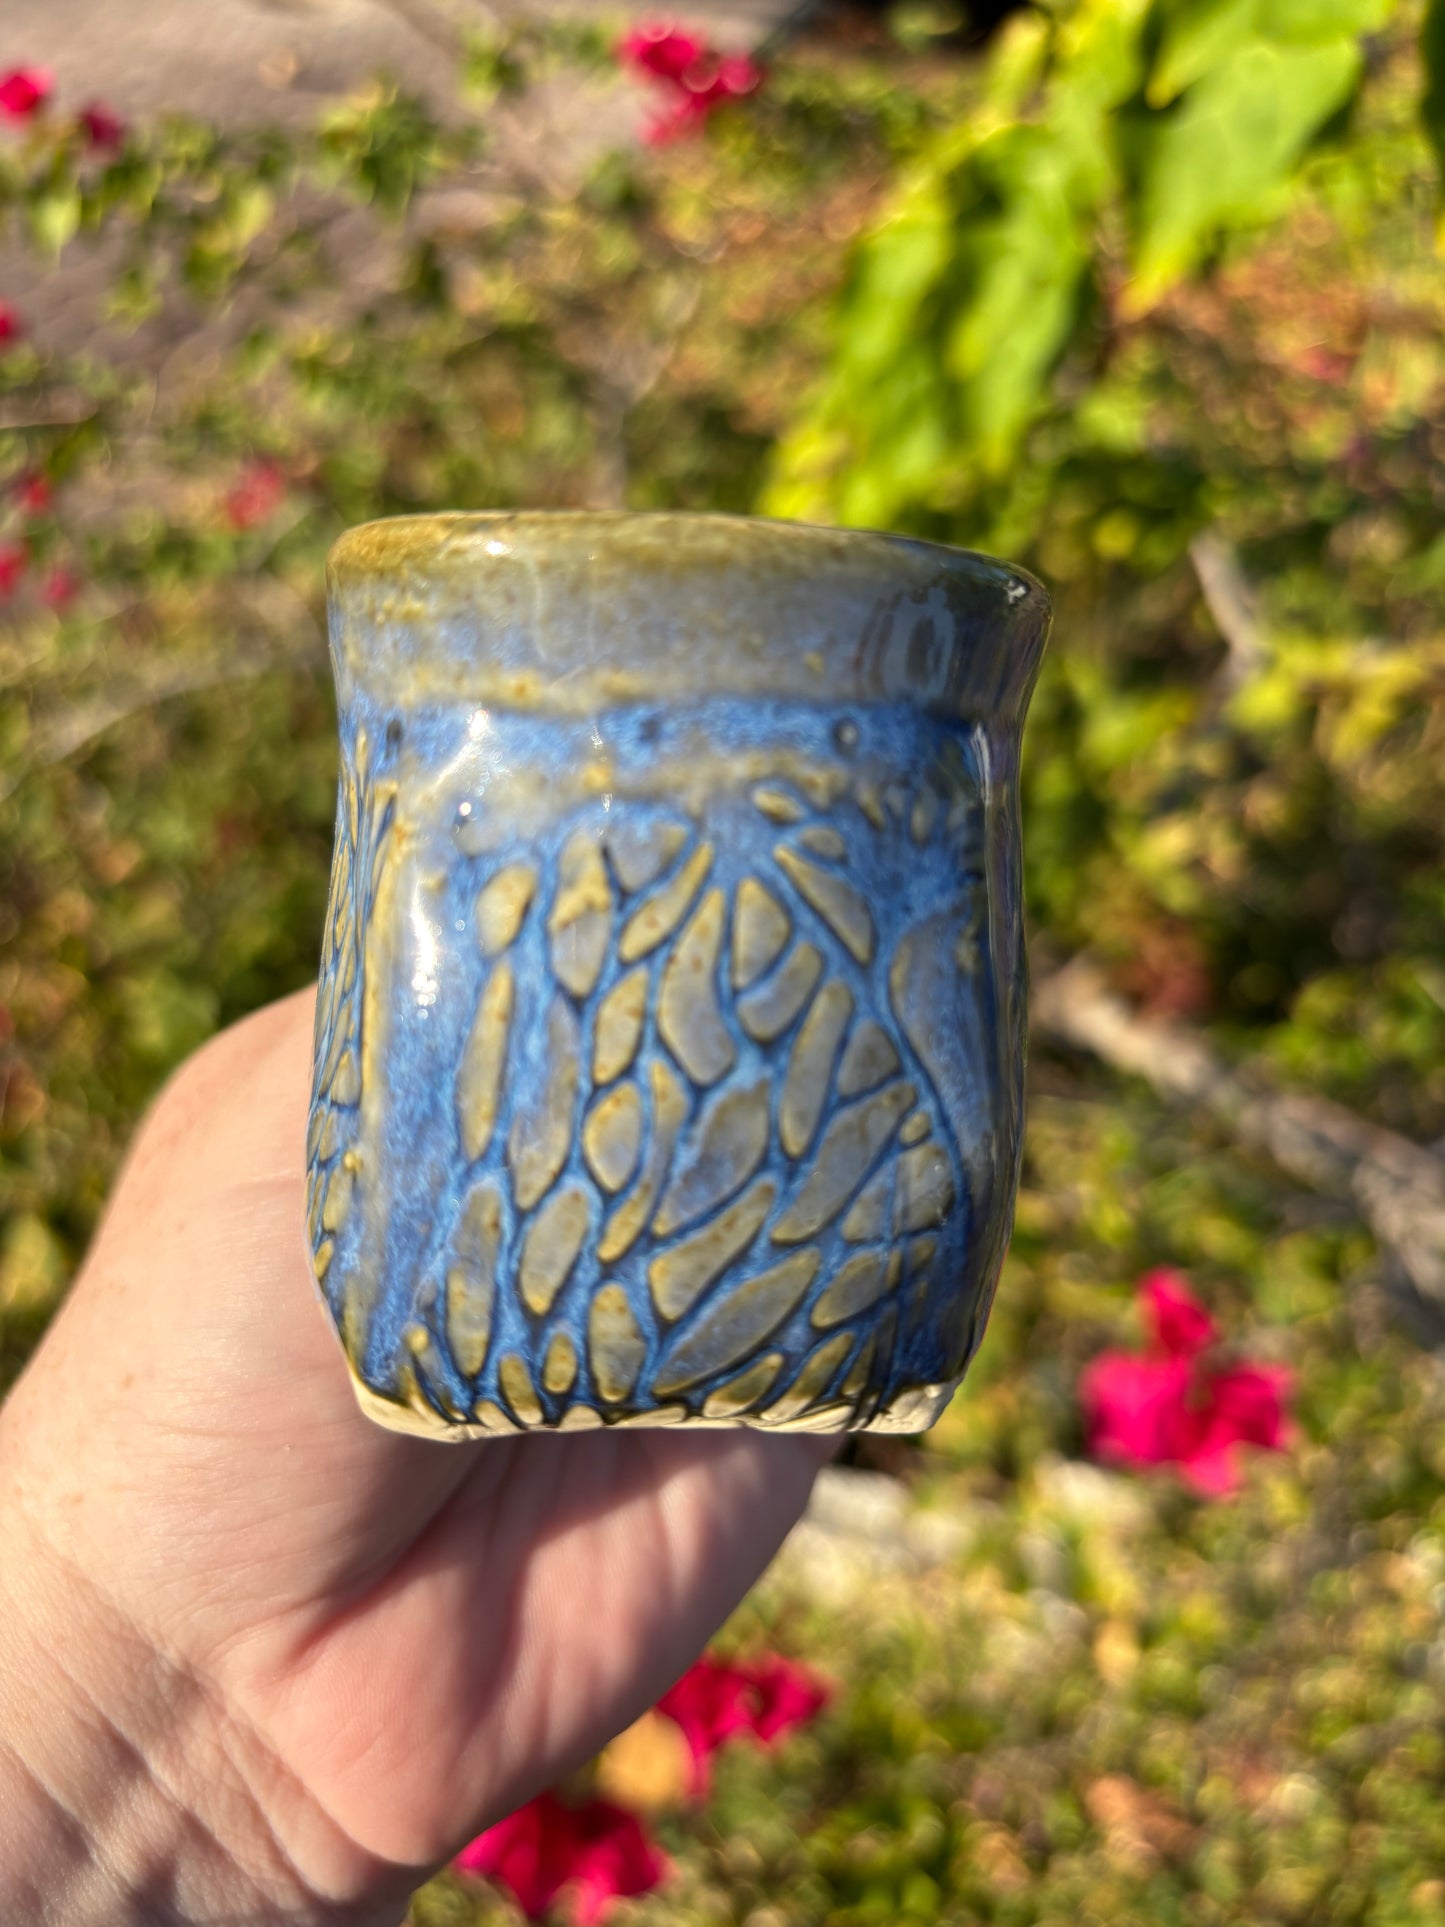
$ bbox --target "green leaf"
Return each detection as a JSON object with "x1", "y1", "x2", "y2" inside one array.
[
  {"x1": 1147, "y1": 0, "x2": 1393, "y2": 112},
  {"x1": 769, "y1": 0, "x2": 1149, "y2": 519},
  {"x1": 943, "y1": 131, "x2": 1095, "y2": 466},
  {"x1": 1259, "y1": 0, "x2": 1394, "y2": 42},
  {"x1": 1126, "y1": 35, "x2": 1364, "y2": 311},
  {"x1": 462, "y1": 29, "x2": 527, "y2": 106},
  {"x1": 225, "y1": 181, "x2": 275, "y2": 253},
  {"x1": 833, "y1": 181, "x2": 955, "y2": 380},
  {"x1": 28, "y1": 185, "x2": 81, "y2": 258},
  {"x1": 1056, "y1": 0, "x2": 1156, "y2": 130},
  {"x1": 980, "y1": 9, "x2": 1053, "y2": 115},
  {"x1": 1148, "y1": 0, "x2": 1260, "y2": 107}
]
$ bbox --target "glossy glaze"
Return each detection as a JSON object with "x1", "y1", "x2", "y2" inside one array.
[{"x1": 307, "y1": 513, "x2": 1049, "y2": 1438}]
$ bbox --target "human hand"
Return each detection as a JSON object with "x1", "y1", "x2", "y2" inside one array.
[{"x1": 0, "y1": 991, "x2": 831, "y2": 1926}]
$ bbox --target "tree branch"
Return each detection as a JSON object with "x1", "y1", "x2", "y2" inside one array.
[
  {"x1": 0, "y1": 584, "x2": 323, "y2": 806},
  {"x1": 1189, "y1": 531, "x2": 1265, "y2": 693},
  {"x1": 1032, "y1": 956, "x2": 1445, "y2": 1321}
]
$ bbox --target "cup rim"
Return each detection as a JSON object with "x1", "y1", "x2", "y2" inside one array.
[
  {"x1": 326, "y1": 510, "x2": 1050, "y2": 725},
  {"x1": 329, "y1": 507, "x2": 1048, "y2": 600}
]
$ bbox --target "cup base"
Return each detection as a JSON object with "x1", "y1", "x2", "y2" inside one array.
[{"x1": 345, "y1": 1357, "x2": 961, "y2": 1443}]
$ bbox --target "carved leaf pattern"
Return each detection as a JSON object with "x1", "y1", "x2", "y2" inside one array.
[
  {"x1": 306, "y1": 726, "x2": 394, "y2": 1284},
  {"x1": 308, "y1": 744, "x2": 986, "y2": 1434}
]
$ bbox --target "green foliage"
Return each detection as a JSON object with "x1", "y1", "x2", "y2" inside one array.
[
  {"x1": 316, "y1": 84, "x2": 463, "y2": 213},
  {"x1": 767, "y1": 2, "x2": 1140, "y2": 521},
  {"x1": 1127, "y1": 32, "x2": 1362, "y2": 303},
  {"x1": 0, "y1": 18, "x2": 965, "y2": 1353},
  {"x1": 415, "y1": 1093, "x2": 1445, "y2": 1925},
  {"x1": 764, "y1": 10, "x2": 1445, "y2": 1157},
  {"x1": 767, "y1": 0, "x2": 1410, "y2": 527}
]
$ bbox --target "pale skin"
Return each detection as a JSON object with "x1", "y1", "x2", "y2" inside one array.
[{"x1": 0, "y1": 990, "x2": 832, "y2": 1926}]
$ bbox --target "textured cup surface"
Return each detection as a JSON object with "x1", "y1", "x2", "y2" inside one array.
[{"x1": 307, "y1": 513, "x2": 1049, "y2": 1438}]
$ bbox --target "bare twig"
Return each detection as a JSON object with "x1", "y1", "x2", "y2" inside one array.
[
  {"x1": 755, "y1": 0, "x2": 832, "y2": 62},
  {"x1": 371, "y1": 0, "x2": 467, "y2": 60},
  {"x1": 1033, "y1": 956, "x2": 1445, "y2": 1320},
  {"x1": 582, "y1": 284, "x2": 703, "y2": 509},
  {"x1": 0, "y1": 394, "x2": 100, "y2": 430},
  {"x1": 0, "y1": 584, "x2": 324, "y2": 805},
  {"x1": 1189, "y1": 531, "x2": 1265, "y2": 693}
]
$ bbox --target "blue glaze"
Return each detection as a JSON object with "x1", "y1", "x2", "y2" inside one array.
[{"x1": 307, "y1": 513, "x2": 1047, "y2": 1437}]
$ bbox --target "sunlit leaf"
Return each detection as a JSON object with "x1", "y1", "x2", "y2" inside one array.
[
  {"x1": 769, "y1": 0, "x2": 1148, "y2": 511},
  {"x1": 1261, "y1": 0, "x2": 1394, "y2": 40},
  {"x1": 28, "y1": 185, "x2": 80, "y2": 258},
  {"x1": 1125, "y1": 36, "x2": 1364, "y2": 313},
  {"x1": 1148, "y1": 0, "x2": 1260, "y2": 106}
]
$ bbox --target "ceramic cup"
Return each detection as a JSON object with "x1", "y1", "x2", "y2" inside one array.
[{"x1": 306, "y1": 513, "x2": 1049, "y2": 1439}]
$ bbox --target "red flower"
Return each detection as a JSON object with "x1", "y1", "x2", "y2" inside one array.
[
  {"x1": 14, "y1": 472, "x2": 50, "y2": 515},
  {"x1": 454, "y1": 1791, "x2": 670, "y2": 1925},
  {"x1": 1140, "y1": 1267, "x2": 1216, "y2": 1357},
  {"x1": 224, "y1": 460, "x2": 286, "y2": 531},
  {"x1": 618, "y1": 22, "x2": 706, "y2": 81},
  {"x1": 40, "y1": 564, "x2": 80, "y2": 609},
  {"x1": 0, "y1": 302, "x2": 21, "y2": 347},
  {"x1": 656, "y1": 1652, "x2": 830, "y2": 1794},
  {"x1": 1081, "y1": 1272, "x2": 1291, "y2": 1496},
  {"x1": 78, "y1": 102, "x2": 125, "y2": 151},
  {"x1": 655, "y1": 1658, "x2": 761, "y2": 1783},
  {"x1": 618, "y1": 20, "x2": 763, "y2": 144},
  {"x1": 1081, "y1": 1351, "x2": 1197, "y2": 1470},
  {"x1": 0, "y1": 68, "x2": 53, "y2": 121},
  {"x1": 747, "y1": 1651, "x2": 833, "y2": 1740},
  {"x1": 0, "y1": 539, "x2": 27, "y2": 594}
]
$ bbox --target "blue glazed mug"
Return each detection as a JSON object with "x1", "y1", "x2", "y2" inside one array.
[{"x1": 305, "y1": 513, "x2": 1048, "y2": 1438}]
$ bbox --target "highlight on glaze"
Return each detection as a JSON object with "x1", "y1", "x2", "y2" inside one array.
[{"x1": 306, "y1": 513, "x2": 1049, "y2": 1438}]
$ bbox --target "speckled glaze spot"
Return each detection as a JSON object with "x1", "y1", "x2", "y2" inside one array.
[
  {"x1": 306, "y1": 511, "x2": 1048, "y2": 1437},
  {"x1": 519, "y1": 1184, "x2": 590, "y2": 1317},
  {"x1": 582, "y1": 1084, "x2": 645, "y2": 1195},
  {"x1": 738, "y1": 941, "x2": 823, "y2": 1043},
  {"x1": 475, "y1": 864, "x2": 537, "y2": 957},
  {"x1": 649, "y1": 1179, "x2": 777, "y2": 1324},
  {"x1": 780, "y1": 979, "x2": 854, "y2": 1160},
  {"x1": 592, "y1": 968, "x2": 649, "y2": 1085},
  {"x1": 731, "y1": 877, "x2": 792, "y2": 991}
]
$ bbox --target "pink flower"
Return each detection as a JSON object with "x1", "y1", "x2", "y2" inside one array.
[
  {"x1": 645, "y1": 54, "x2": 763, "y2": 145},
  {"x1": 40, "y1": 564, "x2": 80, "y2": 609},
  {"x1": 656, "y1": 1652, "x2": 830, "y2": 1793},
  {"x1": 655, "y1": 1658, "x2": 762, "y2": 1783},
  {"x1": 1141, "y1": 1267, "x2": 1217, "y2": 1357},
  {"x1": 224, "y1": 460, "x2": 286, "y2": 531},
  {"x1": 0, "y1": 539, "x2": 27, "y2": 594},
  {"x1": 78, "y1": 101, "x2": 125, "y2": 151},
  {"x1": 746, "y1": 1652, "x2": 832, "y2": 1740},
  {"x1": 0, "y1": 68, "x2": 53, "y2": 121},
  {"x1": 0, "y1": 302, "x2": 21, "y2": 347},
  {"x1": 712, "y1": 54, "x2": 762, "y2": 97},
  {"x1": 618, "y1": 20, "x2": 763, "y2": 144},
  {"x1": 454, "y1": 1791, "x2": 670, "y2": 1925},
  {"x1": 1081, "y1": 1272, "x2": 1291, "y2": 1496},
  {"x1": 1080, "y1": 1350, "x2": 1198, "y2": 1470},
  {"x1": 14, "y1": 472, "x2": 50, "y2": 515},
  {"x1": 1183, "y1": 1363, "x2": 1293, "y2": 1494},
  {"x1": 618, "y1": 21, "x2": 706, "y2": 81}
]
